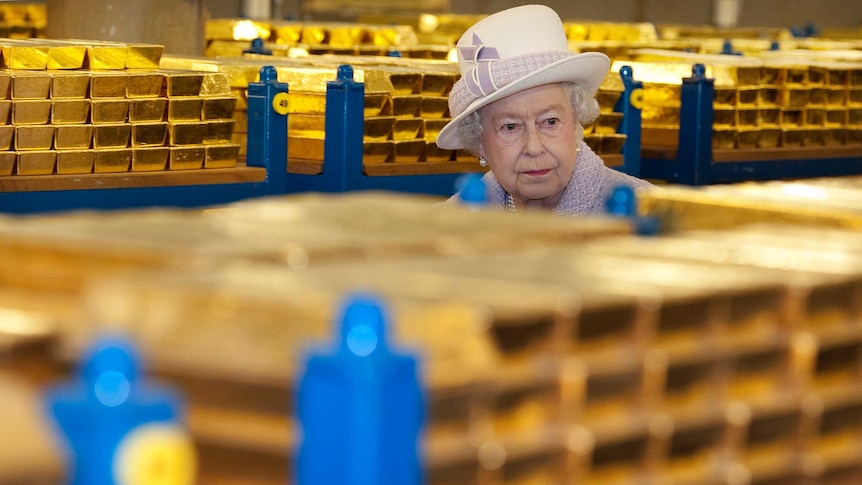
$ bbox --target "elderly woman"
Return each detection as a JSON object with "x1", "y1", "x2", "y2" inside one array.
[{"x1": 436, "y1": 5, "x2": 651, "y2": 214}]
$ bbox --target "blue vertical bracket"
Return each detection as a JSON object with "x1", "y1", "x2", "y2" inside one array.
[
  {"x1": 46, "y1": 336, "x2": 195, "y2": 485},
  {"x1": 247, "y1": 65, "x2": 289, "y2": 195},
  {"x1": 322, "y1": 65, "x2": 366, "y2": 192},
  {"x1": 296, "y1": 292, "x2": 424, "y2": 485},
  {"x1": 615, "y1": 65, "x2": 643, "y2": 178},
  {"x1": 677, "y1": 63, "x2": 715, "y2": 185}
]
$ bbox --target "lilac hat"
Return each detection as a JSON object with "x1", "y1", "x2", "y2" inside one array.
[{"x1": 435, "y1": 5, "x2": 610, "y2": 150}]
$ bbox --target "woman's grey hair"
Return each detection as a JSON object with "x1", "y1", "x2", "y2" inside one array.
[{"x1": 455, "y1": 81, "x2": 601, "y2": 156}]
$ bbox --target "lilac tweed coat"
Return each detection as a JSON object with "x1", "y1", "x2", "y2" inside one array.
[{"x1": 448, "y1": 142, "x2": 653, "y2": 215}]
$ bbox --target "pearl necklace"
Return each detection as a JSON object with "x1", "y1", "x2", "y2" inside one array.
[{"x1": 505, "y1": 193, "x2": 517, "y2": 213}]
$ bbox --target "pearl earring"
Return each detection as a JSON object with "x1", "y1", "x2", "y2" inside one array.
[{"x1": 479, "y1": 157, "x2": 487, "y2": 167}]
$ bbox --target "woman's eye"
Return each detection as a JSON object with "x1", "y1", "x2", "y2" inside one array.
[
  {"x1": 546, "y1": 117, "x2": 559, "y2": 126},
  {"x1": 504, "y1": 123, "x2": 518, "y2": 131}
]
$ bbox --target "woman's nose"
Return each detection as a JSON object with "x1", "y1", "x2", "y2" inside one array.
[{"x1": 522, "y1": 124, "x2": 544, "y2": 155}]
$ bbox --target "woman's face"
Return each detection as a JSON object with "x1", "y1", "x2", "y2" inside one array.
[{"x1": 478, "y1": 83, "x2": 579, "y2": 209}]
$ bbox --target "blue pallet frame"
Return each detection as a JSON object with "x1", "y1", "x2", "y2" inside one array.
[{"x1": 641, "y1": 63, "x2": 862, "y2": 185}]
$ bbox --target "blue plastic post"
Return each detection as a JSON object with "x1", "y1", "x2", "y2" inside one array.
[
  {"x1": 321, "y1": 65, "x2": 366, "y2": 192},
  {"x1": 614, "y1": 65, "x2": 643, "y2": 177},
  {"x1": 247, "y1": 65, "x2": 289, "y2": 195},
  {"x1": 243, "y1": 38, "x2": 272, "y2": 55},
  {"x1": 605, "y1": 185, "x2": 661, "y2": 236},
  {"x1": 46, "y1": 336, "x2": 194, "y2": 485},
  {"x1": 720, "y1": 40, "x2": 742, "y2": 56},
  {"x1": 676, "y1": 64, "x2": 714, "y2": 185},
  {"x1": 455, "y1": 173, "x2": 487, "y2": 207},
  {"x1": 296, "y1": 293, "x2": 424, "y2": 485}
]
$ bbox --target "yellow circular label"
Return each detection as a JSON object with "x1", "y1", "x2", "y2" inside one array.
[
  {"x1": 113, "y1": 423, "x2": 197, "y2": 485},
  {"x1": 629, "y1": 88, "x2": 645, "y2": 110},
  {"x1": 272, "y1": 92, "x2": 290, "y2": 115}
]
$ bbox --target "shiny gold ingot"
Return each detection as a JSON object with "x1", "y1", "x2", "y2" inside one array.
[
  {"x1": 393, "y1": 118, "x2": 422, "y2": 141},
  {"x1": 16, "y1": 150, "x2": 55, "y2": 175},
  {"x1": 11, "y1": 73, "x2": 50, "y2": 99},
  {"x1": 169, "y1": 122, "x2": 206, "y2": 146},
  {"x1": 779, "y1": 87, "x2": 811, "y2": 108},
  {"x1": 202, "y1": 97, "x2": 237, "y2": 120},
  {"x1": 125, "y1": 44, "x2": 163, "y2": 69},
  {"x1": 287, "y1": 136, "x2": 323, "y2": 161},
  {"x1": 0, "y1": 151, "x2": 15, "y2": 175},
  {"x1": 169, "y1": 146, "x2": 204, "y2": 170},
  {"x1": 54, "y1": 124, "x2": 93, "y2": 150},
  {"x1": 422, "y1": 73, "x2": 457, "y2": 96},
  {"x1": 93, "y1": 124, "x2": 131, "y2": 148},
  {"x1": 712, "y1": 127, "x2": 736, "y2": 149},
  {"x1": 204, "y1": 120, "x2": 235, "y2": 145},
  {"x1": 850, "y1": 89, "x2": 862, "y2": 106},
  {"x1": 424, "y1": 143, "x2": 453, "y2": 162},
  {"x1": 595, "y1": 112, "x2": 623, "y2": 134},
  {"x1": 205, "y1": 18, "x2": 271, "y2": 41},
  {"x1": 782, "y1": 127, "x2": 809, "y2": 147},
  {"x1": 15, "y1": 125, "x2": 53, "y2": 150},
  {"x1": 362, "y1": 116, "x2": 393, "y2": 141},
  {"x1": 849, "y1": 109, "x2": 862, "y2": 125},
  {"x1": 129, "y1": 98, "x2": 167, "y2": 123},
  {"x1": 736, "y1": 128, "x2": 760, "y2": 149},
  {"x1": 0, "y1": 100, "x2": 11, "y2": 123},
  {"x1": 823, "y1": 128, "x2": 845, "y2": 146},
  {"x1": 759, "y1": 87, "x2": 780, "y2": 106},
  {"x1": 329, "y1": 26, "x2": 365, "y2": 48},
  {"x1": 126, "y1": 72, "x2": 164, "y2": 98},
  {"x1": 52, "y1": 99, "x2": 91, "y2": 124},
  {"x1": 737, "y1": 107, "x2": 759, "y2": 127},
  {"x1": 131, "y1": 122, "x2": 168, "y2": 147},
  {"x1": 162, "y1": 71, "x2": 204, "y2": 97},
  {"x1": 420, "y1": 96, "x2": 448, "y2": 119},
  {"x1": 200, "y1": 73, "x2": 232, "y2": 96},
  {"x1": 807, "y1": 108, "x2": 827, "y2": 126},
  {"x1": 828, "y1": 87, "x2": 847, "y2": 106},
  {"x1": 12, "y1": 99, "x2": 51, "y2": 124},
  {"x1": 365, "y1": 94, "x2": 391, "y2": 117},
  {"x1": 759, "y1": 127, "x2": 781, "y2": 147},
  {"x1": 90, "y1": 73, "x2": 128, "y2": 99},
  {"x1": 85, "y1": 44, "x2": 128, "y2": 70},
  {"x1": 50, "y1": 72, "x2": 90, "y2": 99},
  {"x1": 2, "y1": 43, "x2": 49, "y2": 69},
  {"x1": 714, "y1": 87, "x2": 735, "y2": 106},
  {"x1": 782, "y1": 109, "x2": 804, "y2": 127},
  {"x1": 91, "y1": 99, "x2": 130, "y2": 124},
  {"x1": 389, "y1": 73, "x2": 421, "y2": 95},
  {"x1": 204, "y1": 144, "x2": 240, "y2": 169},
  {"x1": 94, "y1": 148, "x2": 132, "y2": 173},
  {"x1": 167, "y1": 97, "x2": 203, "y2": 121},
  {"x1": 601, "y1": 133, "x2": 627, "y2": 154},
  {"x1": 393, "y1": 139, "x2": 424, "y2": 163},
  {"x1": 393, "y1": 95, "x2": 420, "y2": 118},
  {"x1": 363, "y1": 141, "x2": 392, "y2": 163},
  {"x1": 287, "y1": 92, "x2": 325, "y2": 115},
  {"x1": 273, "y1": 24, "x2": 302, "y2": 44},
  {"x1": 131, "y1": 147, "x2": 169, "y2": 171},
  {"x1": 56, "y1": 150, "x2": 94, "y2": 174},
  {"x1": 46, "y1": 45, "x2": 87, "y2": 69},
  {"x1": 759, "y1": 108, "x2": 780, "y2": 126},
  {"x1": 0, "y1": 72, "x2": 11, "y2": 98},
  {"x1": 423, "y1": 119, "x2": 447, "y2": 141}
]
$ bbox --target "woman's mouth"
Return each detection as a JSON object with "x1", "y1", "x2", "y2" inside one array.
[{"x1": 523, "y1": 169, "x2": 552, "y2": 176}]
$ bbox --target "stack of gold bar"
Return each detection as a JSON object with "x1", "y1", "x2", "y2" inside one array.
[
  {"x1": 4, "y1": 188, "x2": 862, "y2": 483},
  {"x1": 0, "y1": 2, "x2": 45, "y2": 39},
  {"x1": 0, "y1": 38, "x2": 241, "y2": 176}
]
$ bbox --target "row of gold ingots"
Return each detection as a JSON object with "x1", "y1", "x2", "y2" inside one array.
[
  {"x1": 610, "y1": 47, "x2": 862, "y2": 149},
  {"x1": 0, "y1": 39, "x2": 242, "y2": 175},
  {"x1": 4, "y1": 187, "x2": 862, "y2": 483},
  {"x1": 0, "y1": 2, "x2": 45, "y2": 39}
]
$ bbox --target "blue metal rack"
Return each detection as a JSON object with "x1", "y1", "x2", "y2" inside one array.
[{"x1": 640, "y1": 63, "x2": 862, "y2": 185}]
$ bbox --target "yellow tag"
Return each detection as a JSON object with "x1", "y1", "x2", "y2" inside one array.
[
  {"x1": 113, "y1": 423, "x2": 197, "y2": 485},
  {"x1": 272, "y1": 92, "x2": 289, "y2": 115},
  {"x1": 629, "y1": 88, "x2": 645, "y2": 110}
]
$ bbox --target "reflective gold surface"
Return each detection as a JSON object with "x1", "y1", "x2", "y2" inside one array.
[
  {"x1": 11, "y1": 73, "x2": 50, "y2": 99},
  {"x1": 169, "y1": 146, "x2": 204, "y2": 170},
  {"x1": 204, "y1": 144, "x2": 240, "y2": 168},
  {"x1": 202, "y1": 97, "x2": 237, "y2": 120},
  {"x1": 131, "y1": 147, "x2": 169, "y2": 172},
  {"x1": 54, "y1": 124, "x2": 93, "y2": 150},
  {"x1": 131, "y1": 122, "x2": 168, "y2": 147},
  {"x1": 93, "y1": 148, "x2": 132, "y2": 173},
  {"x1": 12, "y1": 99, "x2": 50, "y2": 124},
  {"x1": 91, "y1": 99, "x2": 130, "y2": 124},
  {"x1": 125, "y1": 44, "x2": 163, "y2": 69},
  {"x1": 50, "y1": 71, "x2": 90, "y2": 99},
  {"x1": 89, "y1": 72, "x2": 128, "y2": 99},
  {"x1": 162, "y1": 71, "x2": 204, "y2": 97},
  {"x1": 93, "y1": 124, "x2": 131, "y2": 148},
  {"x1": 167, "y1": 97, "x2": 204, "y2": 121},
  {"x1": 56, "y1": 150, "x2": 94, "y2": 174},
  {"x1": 169, "y1": 122, "x2": 206, "y2": 146},
  {"x1": 16, "y1": 150, "x2": 54, "y2": 174},
  {"x1": 51, "y1": 99, "x2": 90, "y2": 125},
  {"x1": 204, "y1": 120, "x2": 235, "y2": 145},
  {"x1": 129, "y1": 98, "x2": 167, "y2": 123},
  {"x1": 126, "y1": 72, "x2": 164, "y2": 98},
  {"x1": 0, "y1": 151, "x2": 14, "y2": 175},
  {"x1": 15, "y1": 125, "x2": 53, "y2": 150},
  {"x1": 0, "y1": 125, "x2": 13, "y2": 150}
]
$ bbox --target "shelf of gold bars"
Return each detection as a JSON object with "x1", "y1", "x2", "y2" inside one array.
[
  {"x1": 0, "y1": 2, "x2": 45, "y2": 39},
  {"x1": 0, "y1": 39, "x2": 255, "y2": 191}
]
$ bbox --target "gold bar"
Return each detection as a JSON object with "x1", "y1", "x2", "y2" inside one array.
[
  {"x1": 50, "y1": 71, "x2": 90, "y2": 99},
  {"x1": 392, "y1": 95, "x2": 421, "y2": 118},
  {"x1": 0, "y1": 100, "x2": 10, "y2": 123},
  {"x1": 363, "y1": 140, "x2": 392, "y2": 163},
  {"x1": 90, "y1": 72, "x2": 128, "y2": 99},
  {"x1": 420, "y1": 96, "x2": 449, "y2": 119},
  {"x1": 204, "y1": 144, "x2": 240, "y2": 169},
  {"x1": 55, "y1": 124, "x2": 93, "y2": 150},
  {"x1": 0, "y1": 151, "x2": 15, "y2": 175},
  {"x1": 2, "y1": 44, "x2": 48, "y2": 69},
  {"x1": 131, "y1": 147, "x2": 169, "y2": 171},
  {"x1": 169, "y1": 122, "x2": 206, "y2": 145},
  {"x1": 169, "y1": 146, "x2": 204, "y2": 170},
  {"x1": 46, "y1": 45, "x2": 87, "y2": 69},
  {"x1": 126, "y1": 72, "x2": 165, "y2": 98},
  {"x1": 363, "y1": 116, "x2": 393, "y2": 141},
  {"x1": 365, "y1": 94, "x2": 392, "y2": 117},
  {"x1": 86, "y1": 45, "x2": 128, "y2": 70},
  {"x1": 393, "y1": 118, "x2": 422, "y2": 141},
  {"x1": 94, "y1": 148, "x2": 132, "y2": 173},
  {"x1": 125, "y1": 44, "x2": 163, "y2": 69},
  {"x1": 0, "y1": 125, "x2": 13, "y2": 150},
  {"x1": 204, "y1": 120, "x2": 235, "y2": 145},
  {"x1": 202, "y1": 96, "x2": 237, "y2": 120},
  {"x1": 393, "y1": 139, "x2": 424, "y2": 162},
  {"x1": 131, "y1": 122, "x2": 168, "y2": 147},
  {"x1": 167, "y1": 97, "x2": 203, "y2": 121},
  {"x1": 91, "y1": 99, "x2": 130, "y2": 124},
  {"x1": 232, "y1": 88, "x2": 247, "y2": 110},
  {"x1": 287, "y1": 136, "x2": 324, "y2": 161},
  {"x1": 129, "y1": 98, "x2": 167, "y2": 122},
  {"x1": 15, "y1": 125, "x2": 54, "y2": 150},
  {"x1": 422, "y1": 73, "x2": 457, "y2": 96},
  {"x1": 93, "y1": 124, "x2": 131, "y2": 148},
  {"x1": 52, "y1": 99, "x2": 91, "y2": 124},
  {"x1": 12, "y1": 99, "x2": 51, "y2": 124},
  {"x1": 287, "y1": 92, "x2": 325, "y2": 115},
  {"x1": 200, "y1": 72, "x2": 232, "y2": 96},
  {"x1": 16, "y1": 150, "x2": 55, "y2": 175},
  {"x1": 11, "y1": 73, "x2": 51, "y2": 99},
  {"x1": 0, "y1": 72, "x2": 10, "y2": 98},
  {"x1": 424, "y1": 143, "x2": 454, "y2": 162},
  {"x1": 56, "y1": 150, "x2": 94, "y2": 174},
  {"x1": 162, "y1": 71, "x2": 204, "y2": 97}
]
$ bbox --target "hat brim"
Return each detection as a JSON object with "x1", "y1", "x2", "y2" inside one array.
[{"x1": 435, "y1": 52, "x2": 610, "y2": 150}]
